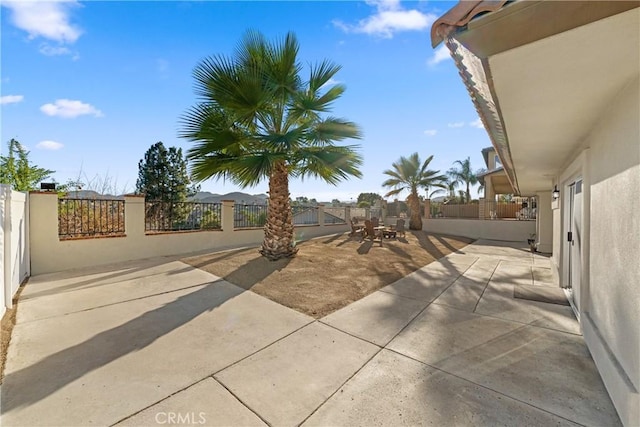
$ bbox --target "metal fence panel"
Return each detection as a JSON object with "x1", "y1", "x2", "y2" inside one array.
[
  {"x1": 437, "y1": 203, "x2": 479, "y2": 219},
  {"x1": 292, "y1": 205, "x2": 319, "y2": 225},
  {"x1": 58, "y1": 198, "x2": 125, "y2": 238},
  {"x1": 145, "y1": 201, "x2": 222, "y2": 232},
  {"x1": 427, "y1": 197, "x2": 537, "y2": 220},
  {"x1": 234, "y1": 204, "x2": 268, "y2": 228},
  {"x1": 485, "y1": 198, "x2": 536, "y2": 220},
  {"x1": 323, "y1": 207, "x2": 347, "y2": 224}
]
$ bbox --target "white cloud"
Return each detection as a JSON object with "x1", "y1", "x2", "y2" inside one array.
[
  {"x1": 447, "y1": 122, "x2": 465, "y2": 128},
  {"x1": 469, "y1": 117, "x2": 484, "y2": 128},
  {"x1": 1, "y1": 95, "x2": 24, "y2": 105},
  {"x1": 2, "y1": 0, "x2": 83, "y2": 44},
  {"x1": 320, "y1": 78, "x2": 342, "y2": 90},
  {"x1": 423, "y1": 129, "x2": 437, "y2": 136},
  {"x1": 428, "y1": 45, "x2": 451, "y2": 66},
  {"x1": 39, "y1": 43, "x2": 78, "y2": 59},
  {"x1": 36, "y1": 140, "x2": 64, "y2": 151},
  {"x1": 333, "y1": 0, "x2": 436, "y2": 38},
  {"x1": 40, "y1": 99, "x2": 104, "y2": 119}
]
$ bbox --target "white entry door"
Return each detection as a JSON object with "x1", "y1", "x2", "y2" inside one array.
[{"x1": 567, "y1": 179, "x2": 583, "y2": 311}]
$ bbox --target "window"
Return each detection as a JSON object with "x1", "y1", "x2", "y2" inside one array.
[{"x1": 494, "y1": 154, "x2": 502, "y2": 168}]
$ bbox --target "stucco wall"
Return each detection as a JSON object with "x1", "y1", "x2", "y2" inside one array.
[
  {"x1": 551, "y1": 206, "x2": 561, "y2": 285},
  {"x1": 422, "y1": 218, "x2": 535, "y2": 242},
  {"x1": 535, "y1": 191, "x2": 553, "y2": 254},
  {"x1": 583, "y1": 76, "x2": 639, "y2": 426},
  {"x1": 29, "y1": 193, "x2": 350, "y2": 275}
]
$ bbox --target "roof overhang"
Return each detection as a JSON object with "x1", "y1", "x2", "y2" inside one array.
[
  {"x1": 432, "y1": 1, "x2": 640, "y2": 195},
  {"x1": 480, "y1": 146, "x2": 493, "y2": 168},
  {"x1": 477, "y1": 167, "x2": 504, "y2": 179}
]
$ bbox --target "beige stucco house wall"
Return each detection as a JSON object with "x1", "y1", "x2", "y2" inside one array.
[{"x1": 578, "y1": 76, "x2": 639, "y2": 421}]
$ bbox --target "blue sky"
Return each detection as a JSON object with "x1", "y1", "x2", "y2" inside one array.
[{"x1": 1, "y1": 0, "x2": 490, "y2": 201}]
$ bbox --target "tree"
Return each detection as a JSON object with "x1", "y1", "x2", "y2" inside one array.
[
  {"x1": 136, "y1": 142, "x2": 198, "y2": 202},
  {"x1": 357, "y1": 192, "x2": 382, "y2": 206},
  {"x1": 180, "y1": 30, "x2": 362, "y2": 260},
  {"x1": 382, "y1": 153, "x2": 447, "y2": 230},
  {"x1": 0, "y1": 139, "x2": 54, "y2": 191},
  {"x1": 292, "y1": 196, "x2": 309, "y2": 206},
  {"x1": 448, "y1": 157, "x2": 479, "y2": 204}
]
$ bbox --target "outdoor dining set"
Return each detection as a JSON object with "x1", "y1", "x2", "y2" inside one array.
[{"x1": 349, "y1": 217, "x2": 406, "y2": 246}]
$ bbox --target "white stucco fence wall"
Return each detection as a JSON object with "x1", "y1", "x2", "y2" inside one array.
[
  {"x1": 29, "y1": 193, "x2": 350, "y2": 276},
  {"x1": 1, "y1": 186, "x2": 30, "y2": 317},
  {"x1": 421, "y1": 218, "x2": 536, "y2": 243}
]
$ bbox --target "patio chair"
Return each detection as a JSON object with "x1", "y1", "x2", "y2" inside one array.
[
  {"x1": 349, "y1": 219, "x2": 365, "y2": 239},
  {"x1": 395, "y1": 218, "x2": 406, "y2": 238},
  {"x1": 363, "y1": 219, "x2": 383, "y2": 246}
]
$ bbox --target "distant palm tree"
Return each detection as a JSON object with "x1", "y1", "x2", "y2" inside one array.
[
  {"x1": 448, "y1": 157, "x2": 478, "y2": 204},
  {"x1": 382, "y1": 153, "x2": 446, "y2": 230},
  {"x1": 180, "y1": 30, "x2": 362, "y2": 260},
  {"x1": 476, "y1": 168, "x2": 487, "y2": 196}
]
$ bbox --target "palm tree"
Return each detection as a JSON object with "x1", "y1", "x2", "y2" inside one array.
[
  {"x1": 180, "y1": 31, "x2": 362, "y2": 260},
  {"x1": 382, "y1": 153, "x2": 447, "y2": 230},
  {"x1": 476, "y1": 168, "x2": 487, "y2": 196},
  {"x1": 430, "y1": 177, "x2": 459, "y2": 202},
  {"x1": 448, "y1": 157, "x2": 478, "y2": 204}
]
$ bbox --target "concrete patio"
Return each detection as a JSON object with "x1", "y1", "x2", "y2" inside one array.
[{"x1": 1, "y1": 239, "x2": 621, "y2": 426}]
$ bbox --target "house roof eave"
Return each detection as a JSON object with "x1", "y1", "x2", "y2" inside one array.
[
  {"x1": 431, "y1": 1, "x2": 640, "y2": 196},
  {"x1": 430, "y1": 0, "x2": 509, "y2": 48},
  {"x1": 444, "y1": 36, "x2": 520, "y2": 194}
]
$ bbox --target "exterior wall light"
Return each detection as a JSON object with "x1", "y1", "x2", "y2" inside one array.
[{"x1": 552, "y1": 185, "x2": 560, "y2": 200}]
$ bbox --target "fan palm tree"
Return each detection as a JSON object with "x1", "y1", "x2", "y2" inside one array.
[
  {"x1": 180, "y1": 31, "x2": 362, "y2": 260},
  {"x1": 448, "y1": 157, "x2": 478, "y2": 204},
  {"x1": 382, "y1": 153, "x2": 446, "y2": 230},
  {"x1": 430, "y1": 177, "x2": 459, "y2": 202}
]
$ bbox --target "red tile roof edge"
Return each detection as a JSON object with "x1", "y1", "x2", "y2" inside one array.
[{"x1": 430, "y1": 0, "x2": 509, "y2": 48}]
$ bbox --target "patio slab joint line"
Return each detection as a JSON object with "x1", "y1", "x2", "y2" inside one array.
[
  {"x1": 371, "y1": 258, "x2": 480, "y2": 347},
  {"x1": 297, "y1": 344, "x2": 385, "y2": 426},
  {"x1": 318, "y1": 321, "x2": 386, "y2": 349},
  {"x1": 471, "y1": 259, "x2": 501, "y2": 313},
  {"x1": 211, "y1": 319, "x2": 316, "y2": 378},
  {"x1": 111, "y1": 318, "x2": 314, "y2": 427},
  {"x1": 19, "y1": 280, "x2": 225, "y2": 325},
  {"x1": 377, "y1": 255, "x2": 479, "y2": 303},
  {"x1": 473, "y1": 310, "x2": 584, "y2": 337},
  {"x1": 210, "y1": 376, "x2": 272, "y2": 427},
  {"x1": 110, "y1": 376, "x2": 214, "y2": 427},
  {"x1": 382, "y1": 346, "x2": 585, "y2": 426}
]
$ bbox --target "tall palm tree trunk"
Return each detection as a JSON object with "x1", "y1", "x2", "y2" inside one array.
[
  {"x1": 407, "y1": 192, "x2": 422, "y2": 230},
  {"x1": 260, "y1": 161, "x2": 298, "y2": 260}
]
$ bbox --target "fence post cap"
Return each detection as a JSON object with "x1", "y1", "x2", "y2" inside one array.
[{"x1": 29, "y1": 190, "x2": 58, "y2": 195}]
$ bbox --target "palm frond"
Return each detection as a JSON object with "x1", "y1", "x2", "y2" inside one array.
[
  {"x1": 306, "y1": 117, "x2": 362, "y2": 144},
  {"x1": 383, "y1": 188, "x2": 404, "y2": 198},
  {"x1": 291, "y1": 145, "x2": 362, "y2": 185},
  {"x1": 308, "y1": 59, "x2": 341, "y2": 93},
  {"x1": 180, "y1": 30, "x2": 362, "y2": 190},
  {"x1": 382, "y1": 152, "x2": 447, "y2": 199}
]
